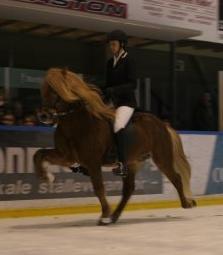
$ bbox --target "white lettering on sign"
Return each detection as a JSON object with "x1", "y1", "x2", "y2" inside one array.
[
  {"x1": 0, "y1": 147, "x2": 61, "y2": 174},
  {"x1": 37, "y1": 178, "x2": 152, "y2": 194},
  {"x1": 6, "y1": 148, "x2": 25, "y2": 173},
  {"x1": 20, "y1": 73, "x2": 43, "y2": 84},
  {"x1": 0, "y1": 180, "x2": 32, "y2": 195},
  {"x1": 174, "y1": 0, "x2": 214, "y2": 7},
  {"x1": 38, "y1": 179, "x2": 94, "y2": 194},
  {"x1": 212, "y1": 168, "x2": 223, "y2": 183}
]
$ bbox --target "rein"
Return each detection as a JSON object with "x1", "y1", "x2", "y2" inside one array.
[
  {"x1": 52, "y1": 109, "x2": 75, "y2": 118},
  {"x1": 38, "y1": 108, "x2": 75, "y2": 125},
  {"x1": 39, "y1": 92, "x2": 75, "y2": 124}
]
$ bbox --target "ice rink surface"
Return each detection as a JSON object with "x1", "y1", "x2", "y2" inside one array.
[{"x1": 0, "y1": 205, "x2": 223, "y2": 255}]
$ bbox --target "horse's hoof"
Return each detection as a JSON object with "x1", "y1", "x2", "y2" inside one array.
[
  {"x1": 192, "y1": 199, "x2": 197, "y2": 207},
  {"x1": 182, "y1": 199, "x2": 197, "y2": 209},
  {"x1": 98, "y1": 217, "x2": 112, "y2": 226},
  {"x1": 111, "y1": 214, "x2": 119, "y2": 224}
]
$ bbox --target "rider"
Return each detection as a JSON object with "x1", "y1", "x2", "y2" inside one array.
[
  {"x1": 71, "y1": 30, "x2": 137, "y2": 177},
  {"x1": 105, "y1": 30, "x2": 137, "y2": 177}
]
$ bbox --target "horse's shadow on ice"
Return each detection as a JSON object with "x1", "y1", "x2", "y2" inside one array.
[{"x1": 12, "y1": 215, "x2": 188, "y2": 230}]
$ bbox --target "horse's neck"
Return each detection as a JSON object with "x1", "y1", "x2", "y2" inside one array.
[
  {"x1": 61, "y1": 101, "x2": 95, "y2": 127},
  {"x1": 73, "y1": 101, "x2": 92, "y2": 120},
  {"x1": 58, "y1": 101, "x2": 111, "y2": 136}
]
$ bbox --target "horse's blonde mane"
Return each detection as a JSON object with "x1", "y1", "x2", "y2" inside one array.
[{"x1": 42, "y1": 68, "x2": 114, "y2": 121}]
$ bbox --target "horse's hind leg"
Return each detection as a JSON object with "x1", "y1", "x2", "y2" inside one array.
[
  {"x1": 172, "y1": 170, "x2": 196, "y2": 208},
  {"x1": 111, "y1": 165, "x2": 136, "y2": 223},
  {"x1": 167, "y1": 171, "x2": 193, "y2": 208},
  {"x1": 157, "y1": 163, "x2": 195, "y2": 208},
  {"x1": 89, "y1": 166, "x2": 111, "y2": 225},
  {"x1": 34, "y1": 148, "x2": 71, "y2": 182}
]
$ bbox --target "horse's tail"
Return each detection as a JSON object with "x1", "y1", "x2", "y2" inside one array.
[{"x1": 166, "y1": 126, "x2": 192, "y2": 198}]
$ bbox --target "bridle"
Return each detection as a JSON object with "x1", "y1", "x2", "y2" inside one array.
[{"x1": 38, "y1": 93, "x2": 74, "y2": 124}]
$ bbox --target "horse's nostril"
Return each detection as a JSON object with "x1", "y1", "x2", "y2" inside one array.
[{"x1": 37, "y1": 111, "x2": 54, "y2": 124}]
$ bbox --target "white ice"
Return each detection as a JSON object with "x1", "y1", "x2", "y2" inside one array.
[{"x1": 0, "y1": 205, "x2": 223, "y2": 255}]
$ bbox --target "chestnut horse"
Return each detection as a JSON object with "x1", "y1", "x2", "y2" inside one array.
[{"x1": 34, "y1": 68, "x2": 196, "y2": 225}]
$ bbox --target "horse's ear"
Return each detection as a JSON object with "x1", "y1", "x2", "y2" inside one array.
[{"x1": 41, "y1": 81, "x2": 49, "y2": 100}]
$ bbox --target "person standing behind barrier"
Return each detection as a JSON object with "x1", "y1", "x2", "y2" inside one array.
[
  {"x1": 0, "y1": 94, "x2": 6, "y2": 120},
  {"x1": 105, "y1": 30, "x2": 137, "y2": 177},
  {"x1": 194, "y1": 92, "x2": 215, "y2": 131}
]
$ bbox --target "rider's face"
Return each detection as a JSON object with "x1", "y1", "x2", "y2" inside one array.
[{"x1": 109, "y1": 40, "x2": 121, "y2": 56}]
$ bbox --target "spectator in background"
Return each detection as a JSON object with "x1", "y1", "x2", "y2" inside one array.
[
  {"x1": 12, "y1": 99, "x2": 24, "y2": 125},
  {"x1": 194, "y1": 92, "x2": 215, "y2": 131},
  {"x1": 23, "y1": 114, "x2": 37, "y2": 126},
  {"x1": 0, "y1": 110, "x2": 16, "y2": 125},
  {"x1": 0, "y1": 94, "x2": 6, "y2": 120},
  {"x1": 0, "y1": 94, "x2": 39, "y2": 126},
  {"x1": 211, "y1": 88, "x2": 218, "y2": 130},
  {"x1": 0, "y1": 94, "x2": 15, "y2": 125}
]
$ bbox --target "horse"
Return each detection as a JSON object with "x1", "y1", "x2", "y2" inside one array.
[{"x1": 34, "y1": 68, "x2": 196, "y2": 225}]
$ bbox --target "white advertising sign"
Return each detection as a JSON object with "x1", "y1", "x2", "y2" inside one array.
[{"x1": 122, "y1": 0, "x2": 222, "y2": 43}]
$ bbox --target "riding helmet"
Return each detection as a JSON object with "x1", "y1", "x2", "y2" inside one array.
[{"x1": 107, "y1": 30, "x2": 128, "y2": 48}]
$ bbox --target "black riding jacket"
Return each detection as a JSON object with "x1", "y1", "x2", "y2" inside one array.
[{"x1": 105, "y1": 52, "x2": 137, "y2": 108}]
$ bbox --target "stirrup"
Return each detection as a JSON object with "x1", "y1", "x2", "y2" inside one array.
[
  {"x1": 70, "y1": 166, "x2": 89, "y2": 176},
  {"x1": 112, "y1": 162, "x2": 128, "y2": 177},
  {"x1": 70, "y1": 166, "x2": 82, "y2": 173}
]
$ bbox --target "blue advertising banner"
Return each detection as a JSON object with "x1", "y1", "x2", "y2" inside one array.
[{"x1": 206, "y1": 134, "x2": 223, "y2": 194}]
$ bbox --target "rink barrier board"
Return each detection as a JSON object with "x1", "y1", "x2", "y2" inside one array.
[
  {"x1": 0, "y1": 196, "x2": 222, "y2": 219},
  {"x1": 1, "y1": 127, "x2": 223, "y2": 214}
]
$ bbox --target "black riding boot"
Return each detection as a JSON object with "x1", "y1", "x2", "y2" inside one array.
[{"x1": 112, "y1": 128, "x2": 129, "y2": 177}]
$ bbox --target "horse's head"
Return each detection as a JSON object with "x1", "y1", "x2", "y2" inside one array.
[
  {"x1": 38, "y1": 67, "x2": 114, "y2": 124},
  {"x1": 38, "y1": 69, "x2": 76, "y2": 124},
  {"x1": 42, "y1": 84, "x2": 67, "y2": 112},
  {"x1": 37, "y1": 86, "x2": 61, "y2": 125}
]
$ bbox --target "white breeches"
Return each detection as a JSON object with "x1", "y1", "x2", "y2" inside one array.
[{"x1": 114, "y1": 106, "x2": 134, "y2": 133}]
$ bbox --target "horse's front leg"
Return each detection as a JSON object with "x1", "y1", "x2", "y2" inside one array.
[
  {"x1": 88, "y1": 165, "x2": 112, "y2": 225},
  {"x1": 34, "y1": 148, "x2": 72, "y2": 183}
]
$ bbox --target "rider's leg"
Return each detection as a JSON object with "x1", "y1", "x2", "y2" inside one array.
[{"x1": 113, "y1": 106, "x2": 134, "y2": 177}]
